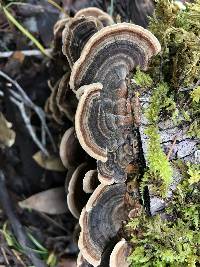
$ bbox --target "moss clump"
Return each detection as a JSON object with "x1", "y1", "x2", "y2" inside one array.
[
  {"x1": 190, "y1": 86, "x2": 200, "y2": 103},
  {"x1": 128, "y1": 1, "x2": 200, "y2": 266},
  {"x1": 149, "y1": 0, "x2": 200, "y2": 88},
  {"x1": 134, "y1": 0, "x2": 200, "y2": 196},
  {"x1": 187, "y1": 163, "x2": 200, "y2": 185},
  {"x1": 139, "y1": 82, "x2": 173, "y2": 196},
  {"x1": 133, "y1": 67, "x2": 153, "y2": 88},
  {"x1": 127, "y1": 164, "x2": 200, "y2": 267}
]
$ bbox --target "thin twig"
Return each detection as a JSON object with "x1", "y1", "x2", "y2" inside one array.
[
  {"x1": 12, "y1": 249, "x2": 26, "y2": 267},
  {"x1": 0, "y1": 49, "x2": 52, "y2": 58},
  {"x1": 1, "y1": 247, "x2": 10, "y2": 265},
  {"x1": 0, "y1": 70, "x2": 57, "y2": 153},
  {"x1": 47, "y1": 0, "x2": 66, "y2": 14},
  {"x1": 167, "y1": 135, "x2": 178, "y2": 160},
  {"x1": 0, "y1": 170, "x2": 47, "y2": 267},
  {"x1": 10, "y1": 97, "x2": 49, "y2": 156}
]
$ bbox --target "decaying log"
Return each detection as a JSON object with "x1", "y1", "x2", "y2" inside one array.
[{"x1": 139, "y1": 91, "x2": 199, "y2": 215}]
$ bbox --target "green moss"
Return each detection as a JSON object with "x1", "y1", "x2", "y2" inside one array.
[
  {"x1": 127, "y1": 1, "x2": 200, "y2": 266},
  {"x1": 127, "y1": 165, "x2": 200, "y2": 267},
  {"x1": 187, "y1": 163, "x2": 200, "y2": 185},
  {"x1": 133, "y1": 67, "x2": 153, "y2": 88},
  {"x1": 138, "y1": 1, "x2": 200, "y2": 196},
  {"x1": 149, "y1": 0, "x2": 200, "y2": 88},
  {"x1": 143, "y1": 83, "x2": 173, "y2": 196},
  {"x1": 143, "y1": 126, "x2": 173, "y2": 196},
  {"x1": 188, "y1": 120, "x2": 200, "y2": 139},
  {"x1": 190, "y1": 86, "x2": 200, "y2": 103},
  {"x1": 145, "y1": 82, "x2": 169, "y2": 122},
  {"x1": 176, "y1": 0, "x2": 200, "y2": 36}
]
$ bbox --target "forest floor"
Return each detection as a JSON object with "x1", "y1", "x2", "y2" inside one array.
[{"x1": 0, "y1": 1, "x2": 80, "y2": 266}]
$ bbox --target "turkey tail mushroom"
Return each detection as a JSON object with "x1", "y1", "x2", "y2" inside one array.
[
  {"x1": 70, "y1": 23, "x2": 161, "y2": 90},
  {"x1": 62, "y1": 16, "x2": 103, "y2": 68},
  {"x1": 109, "y1": 239, "x2": 131, "y2": 267},
  {"x1": 78, "y1": 183, "x2": 129, "y2": 266},
  {"x1": 74, "y1": 7, "x2": 114, "y2": 26},
  {"x1": 67, "y1": 163, "x2": 91, "y2": 219},
  {"x1": 59, "y1": 127, "x2": 86, "y2": 169},
  {"x1": 83, "y1": 170, "x2": 99, "y2": 193},
  {"x1": 77, "y1": 253, "x2": 93, "y2": 267},
  {"x1": 56, "y1": 73, "x2": 78, "y2": 122},
  {"x1": 73, "y1": 23, "x2": 161, "y2": 183},
  {"x1": 67, "y1": 163, "x2": 99, "y2": 219}
]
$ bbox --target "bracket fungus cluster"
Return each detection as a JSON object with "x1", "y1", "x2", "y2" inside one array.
[
  {"x1": 49, "y1": 6, "x2": 162, "y2": 266},
  {"x1": 72, "y1": 24, "x2": 161, "y2": 184}
]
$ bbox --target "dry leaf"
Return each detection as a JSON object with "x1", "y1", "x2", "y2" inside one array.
[
  {"x1": 18, "y1": 187, "x2": 67, "y2": 214},
  {"x1": 12, "y1": 51, "x2": 25, "y2": 63},
  {"x1": 33, "y1": 151, "x2": 66, "y2": 171},
  {"x1": 0, "y1": 112, "x2": 16, "y2": 147}
]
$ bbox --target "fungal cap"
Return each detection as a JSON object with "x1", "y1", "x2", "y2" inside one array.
[
  {"x1": 109, "y1": 239, "x2": 131, "y2": 267},
  {"x1": 75, "y1": 83, "x2": 107, "y2": 162},
  {"x1": 74, "y1": 7, "x2": 114, "y2": 26},
  {"x1": 78, "y1": 184, "x2": 127, "y2": 266},
  {"x1": 70, "y1": 22, "x2": 161, "y2": 90},
  {"x1": 67, "y1": 163, "x2": 89, "y2": 218},
  {"x1": 83, "y1": 169, "x2": 99, "y2": 193}
]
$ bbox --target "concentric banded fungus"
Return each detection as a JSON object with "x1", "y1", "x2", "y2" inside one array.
[
  {"x1": 74, "y1": 7, "x2": 114, "y2": 26},
  {"x1": 67, "y1": 163, "x2": 91, "y2": 218},
  {"x1": 53, "y1": 17, "x2": 70, "y2": 52},
  {"x1": 52, "y1": 17, "x2": 70, "y2": 74},
  {"x1": 78, "y1": 183, "x2": 128, "y2": 266},
  {"x1": 60, "y1": 127, "x2": 86, "y2": 169},
  {"x1": 77, "y1": 253, "x2": 93, "y2": 267},
  {"x1": 109, "y1": 239, "x2": 131, "y2": 267},
  {"x1": 70, "y1": 23, "x2": 161, "y2": 90},
  {"x1": 83, "y1": 170, "x2": 99, "y2": 193},
  {"x1": 56, "y1": 73, "x2": 78, "y2": 121},
  {"x1": 48, "y1": 80, "x2": 64, "y2": 125},
  {"x1": 73, "y1": 23, "x2": 161, "y2": 183},
  {"x1": 62, "y1": 16, "x2": 103, "y2": 68}
]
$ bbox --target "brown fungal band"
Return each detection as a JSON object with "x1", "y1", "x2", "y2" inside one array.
[
  {"x1": 78, "y1": 183, "x2": 128, "y2": 266},
  {"x1": 60, "y1": 127, "x2": 85, "y2": 169},
  {"x1": 75, "y1": 83, "x2": 107, "y2": 162},
  {"x1": 67, "y1": 163, "x2": 91, "y2": 218},
  {"x1": 53, "y1": 17, "x2": 70, "y2": 52},
  {"x1": 70, "y1": 23, "x2": 161, "y2": 90},
  {"x1": 56, "y1": 73, "x2": 78, "y2": 121},
  {"x1": 109, "y1": 239, "x2": 131, "y2": 267},
  {"x1": 74, "y1": 7, "x2": 114, "y2": 26},
  {"x1": 73, "y1": 23, "x2": 160, "y2": 183},
  {"x1": 77, "y1": 253, "x2": 93, "y2": 267},
  {"x1": 83, "y1": 169, "x2": 99, "y2": 193},
  {"x1": 62, "y1": 16, "x2": 103, "y2": 68},
  {"x1": 48, "y1": 80, "x2": 64, "y2": 125}
]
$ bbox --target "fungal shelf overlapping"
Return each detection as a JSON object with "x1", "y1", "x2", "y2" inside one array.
[{"x1": 53, "y1": 7, "x2": 161, "y2": 267}]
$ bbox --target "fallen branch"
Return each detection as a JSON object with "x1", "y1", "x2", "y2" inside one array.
[
  {"x1": 0, "y1": 49, "x2": 52, "y2": 58},
  {"x1": 0, "y1": 170, "x2": 47, "y2": 267},
  {"x1": 166, "y1": 135, "x2": 178, "y2": 160},
  {"x1": 0, "y1": 70, "x2": 57, "y2": 155},
  {"x1": 10, "y1": 96, "x2": 49, "y2": 156}
]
